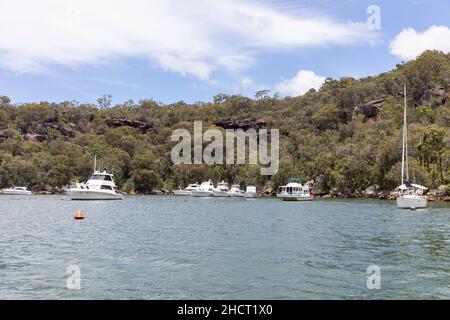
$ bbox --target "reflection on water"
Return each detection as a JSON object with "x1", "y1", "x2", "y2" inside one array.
[{"x1": 0, "y1": 195, "x2": 449, "y2": 299}]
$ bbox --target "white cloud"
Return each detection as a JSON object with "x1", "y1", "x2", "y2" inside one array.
[
  {"x1": 390, "y1": 25, "x2": 450, "y2": 61},
  {"x1": 240, "y1": 76, "x2": 254, "y2": 89},
  {"x1": 0, "y1": 0, "x2": 374, "y2": 80},
  {"x1": 275, "y1": 70, "x2": 326, "y2": 96},
  {"x1": 158, "y1": 55, "x2": 213, "y2": 80}
]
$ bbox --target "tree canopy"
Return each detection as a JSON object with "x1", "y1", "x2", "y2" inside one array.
[{"x1": 0, "y1": 50, "x2": 449, "y2": 195}]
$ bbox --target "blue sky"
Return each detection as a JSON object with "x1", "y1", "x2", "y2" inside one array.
[{"x1": 0, "y1": 0, "x2": 449, "y2": 105}]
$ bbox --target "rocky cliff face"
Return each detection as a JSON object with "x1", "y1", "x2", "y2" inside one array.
[
  {"x1": 214, "y1": 119, "x2": 271, "y2": 130},
  {"x1": 353, "y1": 98, "x2": 388, "y2": 119},
  {"x1": 106, "y1": 119, "x2": 152, "y2": 133},
  {"x1": 418, "y1": 87, "x2": 449, "y2": 107}
]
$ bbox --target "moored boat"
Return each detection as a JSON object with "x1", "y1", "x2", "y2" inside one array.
[
  {"x1": 396, "y1": 184, "x2": 428, "y2": 209},
  {"x1": 213, "y1": 181, "x2": 230, "y2": 197},
  {"x1": 276, "y1": 179, "x2": 313, "y2": 201},
  {"x1": 192, "y1": 180, "x2": 215, "y2": 197},
  {"x1": 1, "y1": 187, "x2": 32, "y2": 195},
  {"x1": 229, "y1": 184, "x2": 245, "y2": 197},
  {"x1": 67, "y1": 156, "x2": 122, "y2": 201},
  {"x1": 396, "y1": 85, "x2": 428, "y2": 209},
  {"x1": 173, "y1": 183, "x2": 200, "y2": 196},
  {"x1": 67, "y1": 169, "x2": 123, "y2": 200},
  {"x1": 244, "y1": 184, "x2": 257, "y2": 198}
]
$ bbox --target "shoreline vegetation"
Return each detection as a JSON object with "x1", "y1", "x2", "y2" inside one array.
[{"x1": 0, "y1": 51, "x2": 449, "y2": 200}]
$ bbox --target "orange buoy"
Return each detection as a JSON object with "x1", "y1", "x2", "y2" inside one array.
[{"x1": 74, "y1": 211, "x2": 85, "y2": 220}]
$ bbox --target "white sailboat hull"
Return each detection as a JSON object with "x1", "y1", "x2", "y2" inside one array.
[
  {"x1": 396, "y1": 195, "x2": 427, "y2": 209},
  {"x1": 67, "y1": 189, "x2": 123, "y2": 200}
]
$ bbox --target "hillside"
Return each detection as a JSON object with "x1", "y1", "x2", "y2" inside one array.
[{"x1": 0, "y1": 50, "x2": 449, "y2": 197}]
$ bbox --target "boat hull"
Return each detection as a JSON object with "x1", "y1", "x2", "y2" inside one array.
[
  {"x1": 277, "y1": 194, "x2": 313, "y2": 201},
  {"x1": 173, "y1": 190, "x2": 192, "y2": 196},
  {"x1": 244, "y1": 192, "x2": 257, "y2": 198},
  {"x1": 213, "y1": 191, "x2": 230, "y2": 197},
  {"x1": 67, "y1": 190, "x2": 123, "y2": 200},
  {"x1": 1, "y1": 190, "x2": 32, "y2": 195},
  {"x1": 396, "y1": 195, "x2": 427, "y2": 209},
  {"x1": 229, "y1": 191, "x2": 245, "y2": 197},
  {"x1": 192, "y1": 191, "x2": 214, "y2": 197}
]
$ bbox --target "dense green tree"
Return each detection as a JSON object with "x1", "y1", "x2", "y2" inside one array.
[{"x1": 0, "y1": 51, "x2": 449, "y2": 193}]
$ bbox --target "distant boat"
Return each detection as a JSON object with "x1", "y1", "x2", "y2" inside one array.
[
  {"x1": 213, "y1": 181, "x2": 231, "y2": 197},
  {"x1": 229, "y1": 184, "x2": 245, "y2": 197},
  {"x1": 66, "y1": 156, "x2": 122, "y2": 200},
  {"x1": 173, "y1": 183, "x2": 200, "y2": 196},
  {"x1": 244, "y1": 184, "x2": 257, "y2": 198},
  {"x1": 276, "y1": 178, "x2": 313, "y2": 201},
  {"x1": 192, "y1": 180, "x2": 215, "y2": 197},
  {"x1": 396, "y1": 85, "x2": 428, "y2": 209},
  {"x1": 1, "y1": 187, "x2": 32, "y2": 195}
]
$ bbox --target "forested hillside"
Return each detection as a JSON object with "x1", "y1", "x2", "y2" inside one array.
[{"x1": 0, "y1": 50, "x2": 449, "y2": 196}]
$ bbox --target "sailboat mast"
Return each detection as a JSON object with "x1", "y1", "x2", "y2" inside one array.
[
  {"x1": 94, "y1": 154, "x2": 97, "y2": 172},
  {"x1": 401, "y1": 84, "x2": 407, "y2": 186},
  {"x1": 404, "y1": 84, "x2": 410, "y2": 182}
]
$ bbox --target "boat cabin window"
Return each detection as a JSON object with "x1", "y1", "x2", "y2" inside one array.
[
  {"x1": 100, "y1": 185, "x2": 113, "y2": 190},
  {"x1": 90, "y1": 175, "x2": 113, "y2": 181}
]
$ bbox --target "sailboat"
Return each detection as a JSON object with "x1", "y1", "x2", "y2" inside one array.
[{"x1": 396, "y1": 85, "x2": 428, "y2": 209}]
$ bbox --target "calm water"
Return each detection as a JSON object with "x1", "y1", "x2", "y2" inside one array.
[{"x1": 1, "y1": 195, "x2": 450, "y2": 299}]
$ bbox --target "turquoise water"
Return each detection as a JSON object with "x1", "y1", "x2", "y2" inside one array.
[{"x1": 1, "y1": 195, "x2": 450, "y2": 299}]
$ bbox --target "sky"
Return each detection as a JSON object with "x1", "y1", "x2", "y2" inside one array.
[{"x1": 0, "y1": 0, "x2": 449, "y2": 105}]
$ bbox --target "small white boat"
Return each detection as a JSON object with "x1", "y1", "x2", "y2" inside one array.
[
  {"x1": 244, "y1": 184, "x2": 257, "y2": 198},
  {"x1": 396, "y1": 85, "x2": 427, "y2": 209},
  {"x1": 192, "y1": 180, "x2": 215, "y2": 197},
  {"x1": 213, "y1": 181, "x2": 230, "y2": 197},
  {"x1": 173, "y1": 183, "x2": 200, "y2": 196},
  {"x1": 277, "y1": 179, "x2": 313, "y2": 201},
  {"x1": 229, "y1": 184, "x2": 245, "y2": 197},
  {"x1": 1, "y1": 187, "x2": 32, "y2": 195}
]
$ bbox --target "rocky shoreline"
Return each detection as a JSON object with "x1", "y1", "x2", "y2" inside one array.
[
  {"x1": 16, "y1": 179, "x2": 450, "y2": 202},
  {"x1": 25, "y1": 184, "x2": 450, "y2": 202}
]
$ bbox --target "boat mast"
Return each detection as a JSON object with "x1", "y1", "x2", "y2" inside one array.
[
  {"x1": 94, "y1": 154, "x2": 97, "y2": 172},
  {"x1": 401, "y1": 84, "x2": 406, "y2": 185},
  {"x1": 401, "y1": 84, "x2": 409, "y2": 186},
  {"x1": 405, "y1": 85, "x2": 409, "y2": 182}
]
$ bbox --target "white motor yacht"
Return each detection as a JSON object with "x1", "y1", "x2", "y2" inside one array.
[
  {"x1": 192, "y1": 180, "x2": 215, "y2": 197},
  {"x1": 67, "y1": 164, "x2": 122, "y2": 201},
  {"x1": 244, "y1": 184, "x2": 257, "y2": 198},
  {"x1": 276, "y1": 179, "x2": 313, "y2": 201},
  {"x1": 229, "y1": 184, "x2": 245, "y2": 197},
  {"x1": 1, "y1": 187, "x2": 32, "y2": 195},
  {"x1": 396, "y1": 85, "x2": 427, "y2": 209},
  {"x1": 213, "y1": 181, "x2": 230, "y2": 197},
  {"x1": 173, "y1": 183, "x2": 200, "y2": 196}
]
